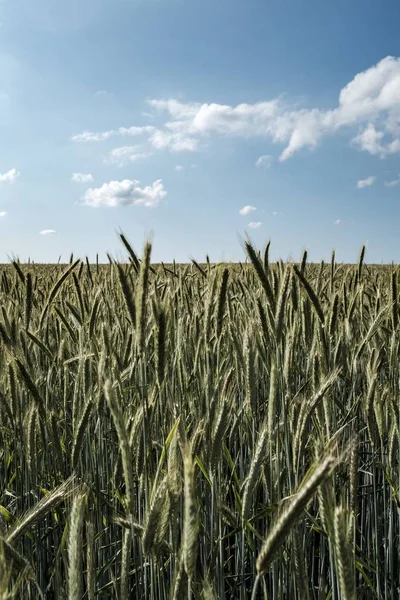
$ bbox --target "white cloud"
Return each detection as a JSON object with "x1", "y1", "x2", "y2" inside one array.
[
  {"x1": 148, "y1": 97, "x2": 323, "y2": 161},
  {"x1": 118, "y1": 126, "x2": 155, "y2": 136},
  {"x1": 0, "y1": 211, "x2": 7, "y2": 217},
  {"x1": 148, "y1": 98, "x2": 201, "y2": 120},
  {"x1": 356, "y1": 176, "x2": 376, "y2": 188},
  {"x1": 94, "y1": 90, "x2": 107, "y2": 96},
  {"x1": 148, "y1": 129, "x2": 198, "y2": 152},
  {"x1": 40, "y1": 229, "x2": 56, "y2": 235},
  {"x1": 73, "y1": 122, "x2": 198, "y2": 152},
  {"x1": 0, "y1": 168, "x2": 19, "y2": 183},
  {"x1": 146, "y1": 56, "x2": 400, "y2": 160},
  {"x1": 71, "y1": 125, "x2": 155, "y2": 142},
  {"x1": 72, "y1": 172, "x2": 93, "y2": 183},
  {"x1": 107, "y1": 146, "x2": 151, "y2": 166},
  {"x1": 248, "y1": 222, "x2": 263, "y2": 229},
  {"x1": 272, "y1": 211, "x2": 283, "y2": 216},
  {"x1": 385, "y1": 177, "x2": 400, "y2": 187},
  {"x1": 239, "y1": 205, "x2": 256, "y2": 216},
  {"x1": 188, "y1": 100, "x2": 279, "y2": 135},
  {"x1": 71, "y1": 57, "x2": 400, "y2": 161},
  {"x1": 175, "y1": 164, "x2": 184, "y2": 171},
  {"x1": 352, "y1": 124, "x2": 384, "y2": 155},
  {"x1": 256, "y1": 154, "x2": 272, "y2": 168},
  {"x1": 352, "y1": 123, "x2": 400, "y2": 157},
  {"x1": 334, "y1": 219, "x2": 341, "y2": 225},
  {"x1": 82, "y1": 179, "x2": 167, "y2": 208},
  {"x1": 72, "y1": 129, "x2": 115, "y2": 142}
]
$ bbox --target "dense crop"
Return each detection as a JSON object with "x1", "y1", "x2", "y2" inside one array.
[{"x1": 0, "y1": 236, "x2": 399, "y2": 599}]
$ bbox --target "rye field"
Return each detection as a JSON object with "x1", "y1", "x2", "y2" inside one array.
[{"x1": 0, "y1": 236, "x2": 399, "y2": 599}]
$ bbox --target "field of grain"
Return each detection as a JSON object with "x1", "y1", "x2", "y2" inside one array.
[{"x1": 0, "y1": 235, "x2": 399, "y2": 599}]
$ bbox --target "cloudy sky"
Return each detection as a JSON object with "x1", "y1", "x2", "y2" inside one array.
[{"x1": 0, "y1": 0, "x2": 400, "y2": 263}]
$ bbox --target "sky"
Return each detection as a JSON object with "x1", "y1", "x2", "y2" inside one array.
[{"x1": 0, "y1": 0, "x2": 400, "y2": 263}]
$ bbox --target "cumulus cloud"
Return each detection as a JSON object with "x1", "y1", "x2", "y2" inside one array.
[
  {"x1": 356, "y1": 176, "x2": 376, "y2": 188},
  {"x1": 0, "y1": 211, "x2": 7, "y2": 217},
  {"x1": 334, "y1": 219, "x2": 341, "y2": 225},
  {"x1": 147, "y1": 56, "x2": 400, "y2": 160},
  {"x1": 40, "y1": 229, "x2": 57, "y2": 235},
  {"x1": 82, "y1": 179, "x2": 167, "y2": 208},
  {"x1": 239, "y1": 205, "x2": 256, "y2": 216},
  {"x1": 71, "y1": 57, "x2": 400, "y2": 161},
  {"x1": 148, "y1": 97, "x2": 321, "y2": 161},
  {"x1": 352, "y1": 124, "x2": 385, "y2": 156},
  {"x1": 248, "y1": 222, "x2": 263, "y2": 229},
  {"x1": 107, "y1": 146, "x2": 151, "y2": 166},
  {"x1": 0, "y1": 168, "x2": 19, "y2": 183},
  {"x1": 272, "y1": 211, "x2": 283, "y2": 216},
  {"x1": 148, "y1": 129, "x2": 198, "y2": 152},
  {"x1": 94, "y1": 90, "x2": 107, "y2": 96},
  {"x1": 256, "y1": 154, "x2": 272, "y2": 168},
  {"x1": 352, "y1": 123, "x2": 400, "y2": 157},
  {"x1": 175, "y1": 165, "x2": 184, "y2": 171},
  {"x1": 72, "y1": 172, "x2": 93, "y2": 183},
  {"x1": 157, "y1": 99, "x2": 279, "y2": 136}
]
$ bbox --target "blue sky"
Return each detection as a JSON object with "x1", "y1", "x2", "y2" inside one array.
[{"x1": 0, "y1": 0, "x2": 400, "y2": 263}]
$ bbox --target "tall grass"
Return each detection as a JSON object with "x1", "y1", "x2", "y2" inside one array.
[{"x1": 0, "y1": 236, "x2": 398, "y2": 598}]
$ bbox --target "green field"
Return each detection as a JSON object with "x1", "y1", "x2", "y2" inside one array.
[{"x1": 0, "y1": 236, "x2": 398, "y2": 599}]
